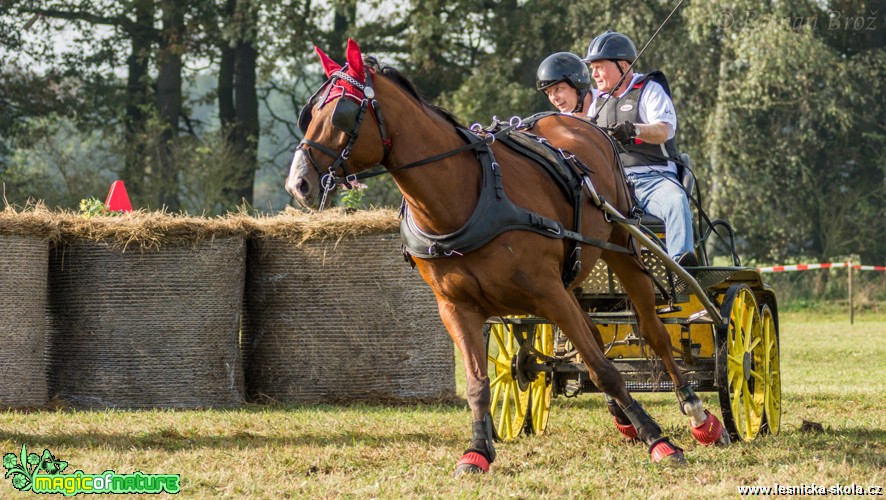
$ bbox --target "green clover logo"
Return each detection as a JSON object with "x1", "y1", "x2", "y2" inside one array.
[{"x1": 3, "y1": 445, "x2": 68, "y2": 492}]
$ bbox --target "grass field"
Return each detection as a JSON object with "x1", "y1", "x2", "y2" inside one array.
[{"x1": 1, "y1": 312, "x2": 883, "y2": 498}]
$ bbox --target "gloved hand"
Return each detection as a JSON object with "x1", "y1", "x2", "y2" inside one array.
[{"x1": 609, "y1": 121, "x2": 637, "y2": 144}]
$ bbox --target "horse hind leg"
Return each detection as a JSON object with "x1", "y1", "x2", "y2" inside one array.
[
  {"x1": 602, "y1": 249, "x2": 730, "y2": 446},
  {"x1": 572, "y1": 296, "x2": 641, "y2": 442},
  {"x1": 548, "y1": 290, "x2": 685, "y2": 463}
]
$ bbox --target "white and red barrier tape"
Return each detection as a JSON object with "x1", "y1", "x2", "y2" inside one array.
[{"x1": 757, "y1": 262, "x2": 886, "y2": 273}]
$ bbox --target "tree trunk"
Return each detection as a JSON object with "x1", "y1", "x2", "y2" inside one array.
[
  {"x1": 218, "y1": 0, "x2": 236, "y2": 132},
  {"x1": 326, "y1": 1, "x2": 356, "y2": 62},
  {"x1": 231, "y1": 37, "x2": 259, "y2": 205},
  {"x1": 218, "y1": 0, "x2": 258, "y2": 207},
  {"x1": 122, "y1": 0, "x2": 155, "y2": 206},
  {"x1": 155, "y1": 0, "x2": 184, "y2": 211}
]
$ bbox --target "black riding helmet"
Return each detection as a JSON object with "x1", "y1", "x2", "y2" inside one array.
[
  {"x1": 536, "y1": 52, "x2": 591, "y2": 113},
  {"x1": 581, "y1": 30, "x2": 637, "y2": 64}
]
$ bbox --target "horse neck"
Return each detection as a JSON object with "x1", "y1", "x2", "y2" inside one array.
[{"x1": 378, "y1": 81, "x2": 480, "y2": 235}]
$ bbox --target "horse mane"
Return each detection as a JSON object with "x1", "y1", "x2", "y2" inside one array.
[{"x1": 365, "y1": 57, "x2": 463, "y2": 129}]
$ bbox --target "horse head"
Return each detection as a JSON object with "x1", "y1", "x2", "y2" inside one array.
[{"x1": 286, "y1": 39, "x2": 388, "y2": 210}]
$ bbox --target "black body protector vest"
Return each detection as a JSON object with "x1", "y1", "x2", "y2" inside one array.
[{"x1": 593, "y1": 71, "x2": 679, "y2": 167}]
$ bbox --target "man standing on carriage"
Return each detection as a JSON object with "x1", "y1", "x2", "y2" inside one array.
[{"x1": 582, "y1": 30, "x2": 697, "y2": 266}]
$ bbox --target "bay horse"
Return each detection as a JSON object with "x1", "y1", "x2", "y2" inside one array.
[{"x1": 286, "y1": 39, "x2": 728, "y2": 475}]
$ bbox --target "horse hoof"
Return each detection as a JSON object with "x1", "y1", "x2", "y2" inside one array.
[
  {"x1": 691, "y1": 410, "x2": 729, "y2": 446},
  {"x1": 454, "y1": 452, "x2": 489, "y2": 477},
  {"x1": 649, "y1": 438, "x2": 686, "y2": 465},
  {"x1": 716, "y1": 427, "x2": 731, "y2": 446}
]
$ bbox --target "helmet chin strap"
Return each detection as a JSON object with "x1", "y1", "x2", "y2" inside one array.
[{"x1": 573, "y1": 90, "x2": 583, "y2": 114}]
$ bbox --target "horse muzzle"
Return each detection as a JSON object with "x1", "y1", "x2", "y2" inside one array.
[{"x1": 286, "y1": 149, "x2": 320, "y2": 209}]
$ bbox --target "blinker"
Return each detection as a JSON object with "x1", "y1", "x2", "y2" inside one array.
[
  {"x1": 331, "y1": 98, "x2": 362, "y2": 134},
  {"x1": 297, "y1": 102, "x2": 313, "y2": 133}
]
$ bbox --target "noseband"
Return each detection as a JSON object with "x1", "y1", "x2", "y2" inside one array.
[{"x1": 296, "y1": 66, "x2": 391, "y2": 206}]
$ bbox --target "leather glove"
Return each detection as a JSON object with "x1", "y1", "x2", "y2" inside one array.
[{"x1": 609, "y1": 121, "x2": 637, "y2": 144}]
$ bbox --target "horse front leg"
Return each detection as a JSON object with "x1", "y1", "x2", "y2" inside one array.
[
  {"x1": 436, "y1": 300, "x2": 497, "y2": 477},
  {"x1": 603, "y1": 250, "x2": 730, "y2": 446}
]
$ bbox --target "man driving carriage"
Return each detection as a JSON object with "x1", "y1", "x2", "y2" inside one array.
[{"x1": 536, "y1": 31, "x2": 697, "y2": 267}]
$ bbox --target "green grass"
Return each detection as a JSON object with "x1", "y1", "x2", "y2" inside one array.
[{"x1": 1, "y1": 312, "x2": 883, "y2": 497}]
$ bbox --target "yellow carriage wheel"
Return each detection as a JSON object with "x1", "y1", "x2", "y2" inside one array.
[
  {"x1": 528, "y1": 323, "x2": 554, "y2": 435},
  {"x1": 761, "y1": 305, "x2": 782, "y2": 435},
  {"x1": 485, "y1": 322, "x2": 530, "y2": 442},
  {"x1": 716, "y1": 285, "x2": 765, "y2": 441}
]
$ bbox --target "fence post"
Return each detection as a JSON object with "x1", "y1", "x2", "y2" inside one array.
[{"x1": 848, "y1": 261, "x2": 854, "y2": 325}]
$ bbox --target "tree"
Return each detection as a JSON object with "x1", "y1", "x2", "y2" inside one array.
[{"x1": 216, "y1": 0, "x2": 259, "y2": 206}]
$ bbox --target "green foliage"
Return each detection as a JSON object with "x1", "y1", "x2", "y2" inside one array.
[
  {"x1": 338, "y1": 181, "x2": 367, "y2": 210},
  {"x1": 706, "y1": 13, "x2": 884, "y2": 263},
  {"x1": 764, "y1": 267, "x2": 885, "y2": 313},
  {"x1": 0, "y1": 0, "x2": 882, "y2": 264},
  {"x1": 3, "y1": 116, "x2": 118, "y2": 209},
  {"x1": 79, "y1": 197, "x2": 115, "y2": 218}
]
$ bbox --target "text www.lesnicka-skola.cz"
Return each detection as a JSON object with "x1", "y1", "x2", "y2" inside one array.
[{"x1": 738, "y1": 484, "x2": 883, "y2": 496}]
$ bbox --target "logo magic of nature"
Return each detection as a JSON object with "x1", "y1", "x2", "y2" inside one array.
[{"x1": 3, "y1": 445, "x2": 180, "y2": 495}]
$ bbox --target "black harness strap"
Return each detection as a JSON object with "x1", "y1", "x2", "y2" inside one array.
[
  {"x1": 495, "y1": 129, "x2": 592, "y2": 286},
  {"x1": 400, "y1": 128, "x2": 632, "y2": 270}
]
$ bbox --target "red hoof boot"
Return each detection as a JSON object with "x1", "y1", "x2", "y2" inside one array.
[
  {"x1": 691, "y1": 410, "x2": 730, "y2": 446},
  {"x1": 614, "y1": 417, "x2": 640, "y2": 442},
  {"x1": 454, "y1": 452, "x2": 489, "y2": 477},
  {"x1": 649, "y1": 438, "x2": 686, "y2": 464}
]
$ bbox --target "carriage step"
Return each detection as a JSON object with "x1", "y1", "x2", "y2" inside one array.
[
  {"x1": 586, "y1": 311, "x2": 705, "y2": 326},
  {"x1": 687, "y1": 310, "x2": 714, "y2": 323}
]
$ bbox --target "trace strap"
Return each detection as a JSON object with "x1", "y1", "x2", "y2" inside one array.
[{"x1": 319, "y1": 125, "x2": 515, "y2": 190}]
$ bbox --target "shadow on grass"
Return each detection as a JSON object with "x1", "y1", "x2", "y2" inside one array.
[
  {"x1": 0, "y1": 427, "x2": 467, "y2": 453},
  {"x1": 772, "y1": 427, "x2": 886, "y2": 468},
  {"x1": 0, "y1": 401, "x2": 475, "y2": 453}
]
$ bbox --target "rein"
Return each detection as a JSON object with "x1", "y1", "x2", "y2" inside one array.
[{"x1": 322, "y1": 118, "x2": 521, "y2": 184}]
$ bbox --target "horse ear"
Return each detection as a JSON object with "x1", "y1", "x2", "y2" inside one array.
[
  {"x1": 345, "y1": 38, "x2": 365, "y2": 82},
  {"x1": 314, "y1": 46, "x2": 341, "y2": 77}
]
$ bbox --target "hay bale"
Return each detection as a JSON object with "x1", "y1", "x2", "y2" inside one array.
[
  {"x1": 0, "y1": 234, "x2": 49, "y2": 408},
  {"x1": 47, "y1": 228, "x2": 247, "y2": 409},
  {"x1": 243, "y1": 214, "x2": 455, "y2": 403}
]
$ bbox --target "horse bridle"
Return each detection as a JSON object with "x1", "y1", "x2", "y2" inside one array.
[
  {"x1": 295, "y1": 65, "x2": 516, "y2": 210},
  {"x1": 296, "y1": 65, "x2": 392, "y2": 204}
]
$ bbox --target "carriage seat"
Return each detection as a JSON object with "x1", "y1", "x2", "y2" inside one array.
[{"x1": 636, "y1": 153, "x2": 695, "y2": 233}]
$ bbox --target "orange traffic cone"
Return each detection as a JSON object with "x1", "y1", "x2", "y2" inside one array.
[{"x1": 105, "y1": 180, "x2": 133, "y2": 212}]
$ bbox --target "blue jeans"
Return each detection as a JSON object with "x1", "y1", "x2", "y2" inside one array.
[{"x1": 627, "y1": 170, "x2": 694, "y2": 259}]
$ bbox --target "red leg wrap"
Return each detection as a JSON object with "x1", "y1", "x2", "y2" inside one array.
[
  {"x1": 613, "y1": 417, "x2": 639, "y2": 440},
  {"x1": 649, "y1": 439, "x2": 685, "y2": 464},
  {"x1": 691, "y1": 410, "x2": 725, "y2": 446},
  {"x1": 456, "y1": 452, "x2": 489, "y2": 473}
]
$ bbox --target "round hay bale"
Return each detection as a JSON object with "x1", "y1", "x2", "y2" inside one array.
[
  {"x1": 0, "y1": 234, "x2": 49, "y2": 408},
  {"x1": 243, "y1": 213, "x2": 455, "y2": 403},
  {"x1": 47, "y1": 235, "x2": 247, "y2": 409}
]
